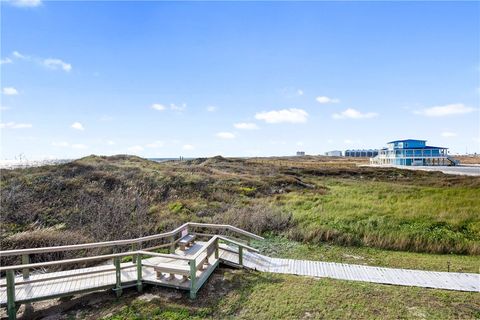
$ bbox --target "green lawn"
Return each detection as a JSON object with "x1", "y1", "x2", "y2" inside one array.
[{"x1": 275, "y1": 178, "x2": 480, "y2": 254}]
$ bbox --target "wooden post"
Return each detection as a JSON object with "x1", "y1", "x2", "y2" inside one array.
[
  {"x1": 131, "y1": 243, "x2": 137, "y2": 263},
  {"x1": 21, "y1": 254, "x2": 34, "y2": 318},
  {"x1": 21, "y1": 254, "x2": 29, "y2": 279},
  {"x1": 214, "y1": 238, "x2": 219, "y2": 259},
  {"x1": 6, "y1": 270, "x2": 16, "y2": 320},
  {"x1": 114, "y1": 256, "x2": 122, "y2": 297},
  {"x1": 169, "y1": 235, "x2": 175, "y2": 253},
  {"x1": 239, "y1": 246, "x2": 243, "y2": 266},
  {"x1": 189, "y1": 260, "x2": 197, "y2": 299},
  {"x1": 136, "y1": 253, "x2": 143, "y2": 292}
]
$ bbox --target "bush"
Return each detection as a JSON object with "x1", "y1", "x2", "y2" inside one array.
[{"x1": 216, "y1": 204, "x2": 293, "y2": 235}]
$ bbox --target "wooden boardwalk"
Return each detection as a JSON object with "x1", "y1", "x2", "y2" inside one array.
[
  {"x1": 0, "y1": 242, "x2": 218, "y2": 305},
  {"x1": 1, "y1": 223, "x2": 478, "y2": 319},
  {"x1": 219, "y1": 247, "x2": 480, "y2": 292}
]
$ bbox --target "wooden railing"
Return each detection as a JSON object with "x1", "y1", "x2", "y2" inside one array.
[{"x1": 0, "y1": 223, "x2": 263, "y2": 319}]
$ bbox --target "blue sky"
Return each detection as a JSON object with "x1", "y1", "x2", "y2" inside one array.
[{"x1": 1, "y1": 0, "x2": 479, "y2": 159}]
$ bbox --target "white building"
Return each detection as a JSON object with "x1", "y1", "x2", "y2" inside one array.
[{"x1": 325, "y1": 150, "x2": 342, "y2": 157}]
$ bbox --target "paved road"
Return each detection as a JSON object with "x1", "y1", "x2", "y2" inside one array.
[{"x1": 366, "y1": 165, "x2": 480, "y2": 176}]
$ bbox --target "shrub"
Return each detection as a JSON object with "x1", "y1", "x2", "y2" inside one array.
[{"x1": 216, "y1": 203, "x2": 293, "y2": 235}]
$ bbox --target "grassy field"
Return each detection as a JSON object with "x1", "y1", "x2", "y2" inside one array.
[
  {"x1": 41, "y1": 269, "x2": 477, "y2": 320},
  {"x1": 276, "y1": 178, "x2": 480, "y2": 254}
]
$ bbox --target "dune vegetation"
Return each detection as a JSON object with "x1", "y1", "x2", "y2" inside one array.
[
  {"x1": 1, "y1": 155, "x2": 479, "y2": 258},
  {"x1": 1, "y1": 155, "x2": 480, "y2": 319}
]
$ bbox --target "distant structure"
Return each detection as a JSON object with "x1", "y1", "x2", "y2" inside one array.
[
  {"x1": 296, "y1": 151, "x2": 305, "y2": 156},
  {"x1": 370, "y1": 139, "x2": 456, "y2": 166},
  {"x1": 344, "y1": 149, "x2": 378, "y2": 157},
  {"x1": 325, "y1": 150, "x2": 342, "y2": 157}
]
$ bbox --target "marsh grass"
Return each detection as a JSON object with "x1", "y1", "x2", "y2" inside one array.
[{"x1": 277, "y1": 179, "x2": 480, "y2": 254}]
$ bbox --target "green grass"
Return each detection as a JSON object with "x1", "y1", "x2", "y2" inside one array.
[
  {"x1": 99, "y1": 270, "x2": 480, "y2": 320},
  {"x1": 276, "y1": 178, "x2": 480, "y2": 254},
  {"x1": 254, "y1": 235, "x2": 480, "y2": 273}
]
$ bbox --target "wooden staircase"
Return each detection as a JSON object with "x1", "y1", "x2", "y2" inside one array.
[{"x1": 0, "y1": 223, "x2": 263, "y2": 320}]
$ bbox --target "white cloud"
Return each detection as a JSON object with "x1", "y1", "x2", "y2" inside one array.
[
  {"x1": 0, "y1": 122, "x2": 32, "y2": 129},
  {"x1": 2, "y1": 87, "x2": 18, "y2": 95},
  {"x1": 106, "y1": 140, "x2": 115, "y2": 145},
  {"x1": 8, "y1": 0, "x2": 42, "y2": 7},
  {"x1": 414, "y1": 103, "x2": 475, "y2": 117},
  {"x1": 43, "y1": 58, "x2": 72, "y2": 72},
  {"x1": 297, "y1": 89, "x2": 304, "y2": 96},
  {"x1": 316, "y1": 96, "x2": 340, "y2": 104},
  {"x1": 327, "y1": 139, "x2": 334, "y2": 144},
  {"x1": 216, "y1": 132, "x2": 236, "y2": 139},
  {"x1": 51, "y1": 141, "x2": 88, "y2": 149},
  {"x1": 0, "y1": 58, "x2": 13, "y2": 65},
  {"x1": 151, "y1": 103, "x2": 166, "y2": 111},
  {"x1": 0, "y1": 105, "x2": 11, "y2": 111},
  {"x1": 145, "y1": 141, "x2": 165, "y2": 148},
  {"x1": 71, "y1": 122, "x2": 84, "y2": 130},
  {"x1": 170, "y1": 103, "x2": 186, "y2": 111},
  {"x1": 296, "y1": 141, "x2": 304, "y2": 146},
  {"x1": 344, "y1": 139, "x2": 353, "y2": 144},
  {"x1": 51, "y1": 141, "x2": 69, "y2": 147},
  {"x1": 12, "y1": 51, "x2": 28, "y2": 59},
  {"x1": 206, "y1": 106, "x2": 217, "y2": 112},
  {"x1": 182, "y1": 144, "x2": 195, "y2": 150},
  {"x1": 234, "y1": 122, "x2": 259, "y2": 130},
  {"x1": 71, "y1": 143, "x2": 88, "y2": 149},
  {"x1": 128, "y1": 145, "x2": 144, "y2": 153},
  {"x1": 332, "y1": 108, "x2": 378, "y2": 119},
  {"x1": 255, "y1": 108, "x2": 308, "y2": 124},
  {"x1": 441, "y1": 131, "x2": 457, "y2": 137}
]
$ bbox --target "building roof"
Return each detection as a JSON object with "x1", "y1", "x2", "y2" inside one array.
[
  {"x1": 403, "y1": 146, "x2": 448, "y2": 150},
  {"x1": 387, "y1": 139, "x2": 426, "y2": 144}
]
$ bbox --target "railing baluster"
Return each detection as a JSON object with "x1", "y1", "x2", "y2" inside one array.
[
  {"x1": 136, "y1": 253, "x2": 142, "y2": 292},
  {"x1": 6, "y1": 270, "x2": 16, "y2": 320},
  {"x1": 21, "y1": 254, "x2": 29, "y2": 280},
  {"x1": 239, "y1": 246, "x2": 243, "y2": 266},
  {"x1": 189, "y1": 259, "x2": 197, "y2": 299},
  {"x1": 114, "y1": 256, "x2": 122, "y2": 297},
  {"x1": 131, "y1": 243, "x2": 137, "y2": 263},
  {"x1": 169, "y1": 235, "x2": 175, "y2": 253}
]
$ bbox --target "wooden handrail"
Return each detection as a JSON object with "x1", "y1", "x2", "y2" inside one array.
[
  {"x1": 136, "y1": 251, "x2": 191, "y2": 261},
  {"x1": 0, "y1": 223, "x2": 263, "y2": 257},
  {"x1": 190, "y1": 236, "x2": 218, "y2": 261},
  {"x1": 187, "y1": 223, "x2": 264, "y2": 240},
  {"x1": 0, "y1": 252, "x2": 134, "y2": 272},
  {"x1": 216, "y1": 235, "x2": 259, "y2": 253},
  {"x1": 0, "y1": 223, "x2": 189, "y2": 257},
  {"x1": 0, "y1": 250, "x2": 193, "y2": 272}
]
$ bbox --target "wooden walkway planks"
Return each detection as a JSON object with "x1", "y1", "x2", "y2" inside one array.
[
  {"x1": 1, "y1": 240, "x2": 478, "y2": 307},
  {"x1": 218, "y1": 245, "x2": 479, "y2": 292},
  {"x1": 0, "y1": 243, "x2": 215, "y2": 305}
]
